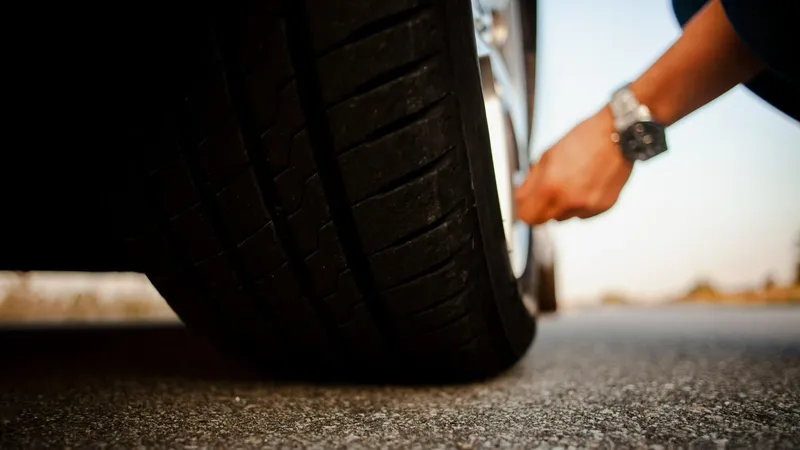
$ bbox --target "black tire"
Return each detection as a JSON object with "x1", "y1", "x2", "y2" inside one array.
[{"x1": 114, "y1": 0, "x2": 536, "y2": 380}]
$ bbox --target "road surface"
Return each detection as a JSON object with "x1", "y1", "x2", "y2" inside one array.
[{"x1": 1, "y1": 304, "x2": 799, "y2": 448}]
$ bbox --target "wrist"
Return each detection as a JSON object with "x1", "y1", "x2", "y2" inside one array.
[
  {"x1": 628, "y1": 77, "x2": 678, "y2": 127},
  {"x1": 596, "y1": 105, "x2": 633, "y2": 162},
  {"x1": 598, "y1": 106, "x2": 636, "y2": 168},
  {"x1": 606, "y1": 85, "x2": 669, "y2": 162},
  {"x1": 626, "y1": 0, "x2": 764, "y2": 127}
]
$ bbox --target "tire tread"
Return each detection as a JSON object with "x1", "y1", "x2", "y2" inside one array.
[{"x1": 118, "y1": 0, "x2": 534, "y2": 378}]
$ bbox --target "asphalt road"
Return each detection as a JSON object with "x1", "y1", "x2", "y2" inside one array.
[{"x1": 1, "y1": 304, "x2": 799, "y2": 449}]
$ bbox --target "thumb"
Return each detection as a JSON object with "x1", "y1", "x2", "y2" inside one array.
[
  {"x1": 515, "y1": 163, "x2": 545, "y2": 223},
  {"x1": 515, "y1": 163, "x2": 538, "y2": 203}
]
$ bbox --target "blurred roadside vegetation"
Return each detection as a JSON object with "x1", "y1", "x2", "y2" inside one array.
[
  {"x1": 4, "y1": 231, "x2": 799, "y2": 317},
  {"x1": 680, "y1": 232, "x2": 800, "y2": 304},
  {"x1": 678, "y1": 278, "x2": 800, "y2": 304},
  {"x1": 0, "y1": 272, "x2": 176, "y2": 322},
  {"x1": 602, "y1": 230, "x2": 800, "y2": 306},
  {"x1": 600, "y1": 292, "x2": 630, "y2": 306}
]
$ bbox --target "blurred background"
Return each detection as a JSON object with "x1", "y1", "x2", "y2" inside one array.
[
  {"x1": 531, "y1": 0, "x2": 800, "y2": 308},
  {"x1": 1, "y1": 0, "x2": 798, "y2": 322}
]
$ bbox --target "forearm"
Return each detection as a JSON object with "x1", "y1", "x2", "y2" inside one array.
[{"x1": 629, "y1": 0, "x2": 763, "y2": 126}]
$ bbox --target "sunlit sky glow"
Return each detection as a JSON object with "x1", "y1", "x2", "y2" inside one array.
[{"x1": 531, "y1": 0, "x2": 800, "y2": 303}]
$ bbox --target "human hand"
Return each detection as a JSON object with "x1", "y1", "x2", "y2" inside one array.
[{"x1": 515, "y1": 107, "x2": 634, "y2": 225}]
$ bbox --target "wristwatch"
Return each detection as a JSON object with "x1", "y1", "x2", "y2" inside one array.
[{"x1": 609, "y1": 85, "x2": 668, "y2": 162}]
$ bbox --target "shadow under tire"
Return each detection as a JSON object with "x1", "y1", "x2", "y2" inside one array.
[{"x1": 115, "y1": 0, "x2": 535, "y2": 381}]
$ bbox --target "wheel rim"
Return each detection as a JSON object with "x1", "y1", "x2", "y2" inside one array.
[{"x1": 473, "y1": 0, "x2": 530, "y2": 279}]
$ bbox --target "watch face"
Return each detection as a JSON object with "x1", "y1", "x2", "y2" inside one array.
[{"x1": 619, "y1": 121, "x2": 667, "y2": 161}]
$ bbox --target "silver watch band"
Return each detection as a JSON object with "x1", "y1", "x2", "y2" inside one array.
[{"x1": 610, "y1": 85, "x2": 652, "y2": 132}]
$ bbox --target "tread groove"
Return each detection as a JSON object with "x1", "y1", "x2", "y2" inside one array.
[
  {"x1": 336, "y1": 98, "x2": 450, "y2": 159},
  {"x1": 213, "y1": 22, "x2": 350, "y2": 361},
  {"x1": 332, "y1": 301, "x2": 367, "y2": 329},
  {"x1": 383, "y1": 240, "x2": 475, "y2": 316},
  {"x1": 267, "y1": 125, "x2": 309, "y2": 181},
  {"x1": 282, "y1": 0, "x2": 400, "y2": 356},
  {"x1": 436, "y1": 334, "x2": 479, "y2": 357},
  {"x1": 377, "y1": 198, "x2": 468, "y2": 254},
  {"x1": 315, "y1": 4, "x2": 432, "y2": 57},
  {"x1": 422, "y1": 309, "x2": 470, "y2": 337},
  {"x1": 410, "y1": 279, "x2": 474, "y2": 321},
  {"x1": 139, "y1": 189, "x2": 234, "y2": 335},
  {"x1": 351, "y1": 144, "x2": 455, "y2": 211},
  {"x1": 381, "y1": 236, "x2": 471, "y2": 291},
  {"x1": 325, "y1": 52, "x2": 440, "y2": 109},
  {"x1": 180, "y1": 150, "x2": 286, "y2": 347},
  {"x1": 124, "y1": 127, "x2": 289, "y2": 361},
  {"x1": 335, "y1": 94, "x2": 449, "y2": 156},
  {"x1": 174, "y1": 31, "x2": 296, "y2": 356},
  {"x1": 166, "y1": 201, "x2": 202, "y2": 222}
]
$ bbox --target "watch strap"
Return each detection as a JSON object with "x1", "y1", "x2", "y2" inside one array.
[{"x1": 610, "y1": 85, "x2": 652, "y2": 131}]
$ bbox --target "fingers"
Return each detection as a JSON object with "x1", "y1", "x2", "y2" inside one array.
[
  {"x1": 516, "y1": 152, "x2": 566, "y2": 225},
  {"x1": 516, "y1": 161, "x2": 576, "y2": 224},
  {"x1": 553, "y1": 199, "x2": 615, "y2": 222},
  {"x1": 553, "y1": 208, "x2": 579, "y2": 222},
  {"x1": 554, "y1": 206, "x2": 592, "y2": 222},
  {"x1": 521, "y1": 190, "x2": 595, "y2": 224},
  {"x1": 515, "y1": 162, "x2": 552, "y2": 225},
  {"x1": 531, "y1": 197, "x2": 559, "y2": 225},
  {"x1": 516, "y1": 149, "x2": 614, "y2": 224}
]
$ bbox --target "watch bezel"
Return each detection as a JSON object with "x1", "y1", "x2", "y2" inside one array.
[{"x1": 615, "y1": 120, "x2": 668, "y2": 162}]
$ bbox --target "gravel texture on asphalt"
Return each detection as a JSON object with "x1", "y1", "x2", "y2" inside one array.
[{"x1": 1, "y1": 304, "x2": 799, "y2": 449}]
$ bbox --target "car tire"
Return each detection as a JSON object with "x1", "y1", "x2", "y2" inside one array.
[{"x1": 114, "y1": 0, "x2": 536, "y2": 380}]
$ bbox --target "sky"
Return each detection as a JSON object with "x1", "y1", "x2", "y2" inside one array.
[{"x1": 531, "y1": 0, "x2": 800, "y2": 304}]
